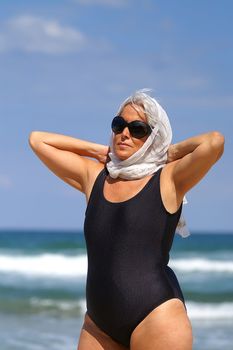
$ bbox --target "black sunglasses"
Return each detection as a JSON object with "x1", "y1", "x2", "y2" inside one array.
[{"x1": 111, "y1": 116, "x2": 152, "y2": 139}]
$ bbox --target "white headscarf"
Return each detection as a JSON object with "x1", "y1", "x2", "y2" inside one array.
[{"x1": 106, "y1": 89, "x2": 190, "y2": 238}]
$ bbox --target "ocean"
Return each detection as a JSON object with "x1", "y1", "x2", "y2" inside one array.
[{"x1": 0, "y1": 229, "x2": 232, "y2": 350}]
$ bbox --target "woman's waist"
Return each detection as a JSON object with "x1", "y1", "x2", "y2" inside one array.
[{"x1": 86, "y1": 263, "x2": 171, "y2": 287}]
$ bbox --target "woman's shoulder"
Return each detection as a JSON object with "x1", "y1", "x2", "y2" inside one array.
[
  {"x1": 160, "y1": 161, "x2": 184, "y2": 214},
  {"x1": 85, "y1": 161, "x2": 105, "y2": 201}
]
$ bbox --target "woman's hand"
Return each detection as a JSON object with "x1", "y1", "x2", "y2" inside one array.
[
  {"x1": 96, "y1": 146, "x2": 111, "y2": 164},
  {"x1": 167, "y1": 144, "x2": 179, "y2": 163}
]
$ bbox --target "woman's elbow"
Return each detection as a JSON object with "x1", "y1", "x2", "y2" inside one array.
[
  {"x1": 211, "y1": 131, "x2": 225, "y2": 147},
  {"x1": 209, "y1": 131, "x2": 225, "y2": 160},
  {"x1": 28, "y1": 131, "x2": 42, "y2": 148}
]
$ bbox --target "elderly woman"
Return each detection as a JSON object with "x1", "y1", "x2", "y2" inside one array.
[{"x1": 29, "y1": 90, "x2": 224, "y2": 350}]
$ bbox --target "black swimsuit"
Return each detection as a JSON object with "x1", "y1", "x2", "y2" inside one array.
[{"x1": 84, "y1": 167, "x2": 186, "y2": 347}]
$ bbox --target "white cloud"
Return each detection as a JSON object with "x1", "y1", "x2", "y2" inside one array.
[
  {"x1": 0, "y1": 175, "x2": 13, "y2": 189},
  {"x1": 74, "y1": 0, "x2": 128, "y2": 6},
  {"x1": 0, "y1": 15, "x2": 88, "y2": 54}
]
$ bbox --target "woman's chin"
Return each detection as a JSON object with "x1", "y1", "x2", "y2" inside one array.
[{"x1": 114, "y1": 150, "x2": 132, "y2": 161}]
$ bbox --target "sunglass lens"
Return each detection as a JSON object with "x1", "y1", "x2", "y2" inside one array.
[
  {"x1": 129, "y1": 123, "x2": 149, "y2": 138},
  {"x1": 111, "y1": 116, "x2": 125, "y2": 134}
]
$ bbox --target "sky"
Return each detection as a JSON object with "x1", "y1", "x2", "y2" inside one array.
[{"x1": 0, "y1": 0, "x2": 232, "y2": 233}]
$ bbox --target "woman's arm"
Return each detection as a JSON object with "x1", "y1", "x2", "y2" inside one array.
[
  {"x1": 29, "y1": 131, "x2": 109, "y2": 193},
  {"x1": 167, "y1": 131, "x2": 224, "y2": 163},
  {"x1": 167, "y1": 131, "x2": 225, "y2": 195},
  {"x1": 29, "y1": 131, "x2": 109, "y2": 162}
]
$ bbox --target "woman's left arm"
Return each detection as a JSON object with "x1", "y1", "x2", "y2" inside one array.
[{"x1": 167, "y1": 131, "x2": 225, "y2": 195}]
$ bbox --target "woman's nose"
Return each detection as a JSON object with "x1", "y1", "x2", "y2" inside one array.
[{"x1": 121, "y1": 126, "x2": 130, "y2": 138}]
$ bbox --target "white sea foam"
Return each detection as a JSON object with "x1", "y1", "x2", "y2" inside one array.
[
  {"x1": 0, "y1": 254, "x2": 87, "y2": 277},
  {"x1": 186, "y1": 301, "x2": 233, "y2": 319},
  {"x1": 30, "y1": 297, "x2": 233, "y2": 320},
  {"x1": 170, "y1": 258, "x2": 233, "y2": 273},
  {"x1": 1, "y1": 254, "x2": 233, "y2": 277},
  {"x1": 30, "y1": 297, "x2": 87, "y2": 313}
]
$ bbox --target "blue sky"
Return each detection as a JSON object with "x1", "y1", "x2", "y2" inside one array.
[{"x1": 0, "y1": 0, "x2": 232, "y2": 232}]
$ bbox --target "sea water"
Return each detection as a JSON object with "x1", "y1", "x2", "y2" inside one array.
[{"x1": 0, "y1": 229, "x2": 232, "y2": 350}]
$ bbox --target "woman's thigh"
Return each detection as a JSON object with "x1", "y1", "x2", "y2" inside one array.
[
  {"x1": 77, "y1": 312, "x2": 129, "y2": 350},
  {"x1": 130, "y1": 298, "x2": 193, "y2": 350}
]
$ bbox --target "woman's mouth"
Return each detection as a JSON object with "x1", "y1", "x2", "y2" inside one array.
[{"x1": 118, "y1": 142, "x2": 131, "y2": 148}]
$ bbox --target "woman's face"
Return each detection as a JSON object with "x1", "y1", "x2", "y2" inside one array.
[{"x1": 112, "y1": 103, "x2": 150, "y2": 161}]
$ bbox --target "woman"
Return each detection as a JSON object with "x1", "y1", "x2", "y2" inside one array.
[{"x1": 29, "y1": 90, "x2": 224, "y2": 350}]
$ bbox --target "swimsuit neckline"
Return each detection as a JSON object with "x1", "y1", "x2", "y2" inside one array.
[{"x1": 101, "y1": 168, "x2": 160, "y2": 205}]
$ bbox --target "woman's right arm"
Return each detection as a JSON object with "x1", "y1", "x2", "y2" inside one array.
[{"x1": 28, "y1": 131, "x2": 109, "y2": 194}]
